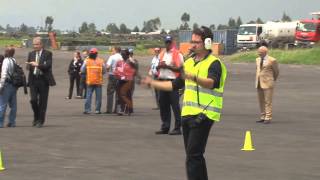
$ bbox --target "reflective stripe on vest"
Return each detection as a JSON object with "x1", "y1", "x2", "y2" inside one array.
[
  {"x1": 182, "y1": 101, "x2": 222, "y2": 113},
  {"x1": 181, "y1": 55, "x2": 227, "y2": 122},
  {"x1": 184, "y1": 85, "x2": 223, "y2": 97},
  {"x1": 86, "y1": 58, "x2": 103, "y2": 85}
]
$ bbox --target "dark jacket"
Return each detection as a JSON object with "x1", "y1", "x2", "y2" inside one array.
[
  {"x1": 68, "y1": 59, "x2": 83, "y2": 76},
  {"x1": 27, "y1": 49, "x2": 56, "y2": 86}
]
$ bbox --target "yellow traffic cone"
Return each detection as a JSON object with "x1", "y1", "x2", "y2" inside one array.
[
  {"x1": 241, "y1": 131, "x2": 255, "y2": 151},
  {"x1": 0, "y1": 150, "x2": 5, "y2": 171}
]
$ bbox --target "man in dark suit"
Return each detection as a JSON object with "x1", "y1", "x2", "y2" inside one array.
[{"x1": 26, "y1": 37, "x2": 56, "y2": 128}]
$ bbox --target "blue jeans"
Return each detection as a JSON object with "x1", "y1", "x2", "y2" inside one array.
[
  {"x1": 84, "y1": 85, "x2": 102, "y2": 112},
  {"x1": 0, "y1": 83, "x2": 17, "y2": 127}
]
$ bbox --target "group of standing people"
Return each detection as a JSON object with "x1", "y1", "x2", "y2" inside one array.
[
  {"x1": 66, "y1": 47, "x2": 139, "y2": 116},
  {"x1": 0, "y1": 27, "x2": 280, "y2": 180}
]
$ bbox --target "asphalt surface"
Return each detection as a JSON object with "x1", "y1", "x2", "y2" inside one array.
[{"x1": 0, "y1": 48, "x2": 319, "y2": 180}]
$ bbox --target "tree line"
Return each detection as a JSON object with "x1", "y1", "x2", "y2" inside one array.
[{"x1": 0, "y1": 12, "x2": 293, "y2": 35}]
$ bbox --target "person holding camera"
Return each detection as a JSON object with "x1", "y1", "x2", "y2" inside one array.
[{"x1": 142, "y1": 26, "x2": 227, "y2": 180}]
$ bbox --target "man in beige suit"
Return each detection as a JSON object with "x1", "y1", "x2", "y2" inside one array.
[{"x1": 255, "y1": 46, "x2": 279, "y2": 124}]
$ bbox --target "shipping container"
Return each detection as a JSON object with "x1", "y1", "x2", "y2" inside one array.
[
  {"x1": 178, "y1": 30, "x2": 193, "y2": 43},
  {"x1": 212, "y1": 29, "x2": 238, "y2": 48},
  {"x1": 179, "y1": 29, "x2": 238, "y2": 55}
]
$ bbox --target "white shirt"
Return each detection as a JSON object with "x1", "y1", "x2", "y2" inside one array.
[
  {"x1": 150, "y1": 55, "x2": 160, "y2": 76},
  {"x1": 106, "y1": 53, "x2": 122, "y2": 75},
  {"x1": 0, "y1": 57, "x2": 15, "y2": 89},
  {"x1": 158, "y1": 51, "x2": 184, "y2": 79}
]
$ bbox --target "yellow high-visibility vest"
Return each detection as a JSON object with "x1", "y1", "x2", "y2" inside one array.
[{"x1": 181, "y1": 55, "x2": 227, "y2": 121}]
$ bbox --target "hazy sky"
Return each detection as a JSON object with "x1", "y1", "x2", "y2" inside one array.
[{"x1": 0, "y1": 0, "x2": 318, "y2": 30}]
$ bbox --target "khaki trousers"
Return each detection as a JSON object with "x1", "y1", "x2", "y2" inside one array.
[{"x1": 257, "y1": 87, "x2": 273, "y2": 120}]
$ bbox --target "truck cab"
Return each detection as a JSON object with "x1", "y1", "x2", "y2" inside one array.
[
  {"x1": 295, "y1": 19, "x2": 320, "y2": 46},
  {"x1": 237, "y1": 24, "x2": 263, "y2": 49},
  {"x1": 295, "y1": 12, "x2": 320, "y2": 47}
]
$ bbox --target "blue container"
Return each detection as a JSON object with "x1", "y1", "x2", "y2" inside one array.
[
  {"x1": 178, "y1": 30, "x2": 192, "y2": 43},
  {"x1": 179, "y1": 29, "x2": 238, "y2": 55},
  {"x1": 212, "y1": 29, "x2": 238, "y2": 47}
]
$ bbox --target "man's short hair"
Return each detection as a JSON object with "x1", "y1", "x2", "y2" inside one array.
[
  {"x1": 4, "y1": 46, "x2": 15, "y2": 57},
  {"x1": 192, "y1": 26, "x2": 213, "y2": 42},
  {"x1": 33, "y1": 36, "x2": 42, "y2": 44}
]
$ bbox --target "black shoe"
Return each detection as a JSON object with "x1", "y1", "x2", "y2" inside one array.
[
  {"x1": 32, "y1": 121, "x2": 37, "y2": 127},
  {"x1": 83, "y1": 111, "x2": 90, "y2": 114},
  {"x1": 6, "y1": 123, "x2": 16, "y2": 128},
  {"x1": 104, "y1": 111, "x2": 112, "y2": 114},
  {"x1": 264, "y1": 120, "x2": 271, "y2": 124},
  {"x1": 155, "y1": 130, "x2": 169, "y2": 135},
  {"x1": 256, "y1": 119, "x2": 265, "y2": 123},
  {"x1": 169, "y1": 129, "x2": 181, "y2": 135}
]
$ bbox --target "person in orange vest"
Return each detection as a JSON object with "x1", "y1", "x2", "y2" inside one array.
[
  {"x1": 80, "y1": 48, "x2": 106, "y2": 114},
  {"x1": 155, "y1": 35, "x2": 184, "y2": 135}
]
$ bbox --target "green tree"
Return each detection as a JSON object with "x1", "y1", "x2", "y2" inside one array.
[
  {"x1": 228, "y1": 17, "x2": 237, "y2": 29},
  {"x1": 106, "y1": 23, "x2": 119, "y2": 34},
  {"x1": 236, "y1": 16, "x2": 243, "y2": 27},
  {"x1": 217, "y1": 24, "x2": 229, "y2": 30},
  {"x1": 181, "y1": 12, "x2": 190, "y2": 24},
  {"x1": 193, "y1": 23, "x2": 199, "y2": 30},
  {"x1": 119, "y1": 23, "x2": 130, "y2": 34},
  {"x1": 132, "y1": 26, "x2": 140, "y2": 32},
  {"x1": 209, "y1": 24, "x2": 216, "y2": 31},
  {"x1": 142, "y1": 17, "x2": 161, "y2": 32},
  {"x1": 19, "y1": 23, "x2": 28, "y2": 33},
  {"x1": 256, "y1": 18, "x2": 264, "y2": 24},
  {"x1": 281, "y1": 12, "x2": 292, "y2": 22},
  {"x1": 88, "y1": 23, "x2": 96, "y2": 33},
  {"x1": 79, "y1": 22, "x2": 89, "y2": 33},
  {"x1": 45, "y1": 16, "x2": 54, "y2": 31}
]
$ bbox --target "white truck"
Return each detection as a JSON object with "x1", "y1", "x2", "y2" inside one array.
[
  {"x1": 237, "y1": 24, "x2": 263, "y2": 49},
  {"x1": 237, "y1": 21, "x2": 298, "y2": 49}
]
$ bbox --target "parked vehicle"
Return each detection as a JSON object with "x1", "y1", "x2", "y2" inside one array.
[
  {"x1": 237, "y1": 24, "x2": 263, "y2": 49},
  {"x1": 295, "y1": 12, "x2": 320, "y2": 47},
  {"x1": 237, "y1": 21, "x2": 298, "y2": 49}
]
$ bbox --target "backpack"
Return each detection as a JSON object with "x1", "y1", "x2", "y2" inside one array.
[{"x1": 9, "y1": 58, "x2": 27, "y2": 88}]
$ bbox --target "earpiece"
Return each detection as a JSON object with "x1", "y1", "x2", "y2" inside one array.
[{"x1": 204, "y1": 38, "x2": 212, "y2": 50}]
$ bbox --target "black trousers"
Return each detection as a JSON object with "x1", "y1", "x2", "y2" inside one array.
[
  {"x1": 79, "y1": 76, "x2": 87, "y2": 98},
  {"x1": 29, "y1": 78, "x2": 49, "y2": 125},
  {"x1": 182, "y1": 116, "x2": 214, "y2": 180},
  {"x1": 159, "y1": 88, "x2": 181, "y2": 131},
  {"x1": 68, "y1": 74, "x2": 80, "y2": 98}
]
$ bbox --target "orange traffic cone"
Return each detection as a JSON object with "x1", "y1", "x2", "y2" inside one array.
[{"x1": 241, "y1": 131, "x2": 255, "y2": 151}]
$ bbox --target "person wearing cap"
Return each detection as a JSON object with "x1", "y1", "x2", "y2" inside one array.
[
  {"x1": 105, "y1": 46, "x2": 122, "y2": 114},
  {"x1": 155, "y1": 35, "x2": 184, "y2": 135},
  {"x1": 26, "y1": 37, "x2": 56, "y2": 128},
  {"x1": 142, "y1": 26, "x2": 227, "y2": 180},
  {"x1": 81, "y1": 48, "x2": 106, "y2": 114},
  {"x1": 148, "y1": 47, "x2": 161, "y2": 109}
]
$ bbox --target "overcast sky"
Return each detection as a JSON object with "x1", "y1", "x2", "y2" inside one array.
[{"x1": 0, "y1": 0, "x2": 318, "y2": 30}]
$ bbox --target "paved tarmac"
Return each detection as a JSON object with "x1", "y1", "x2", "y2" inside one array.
[{"x1": 0, "y1": 48, "x2": 319, "y2": 180}]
